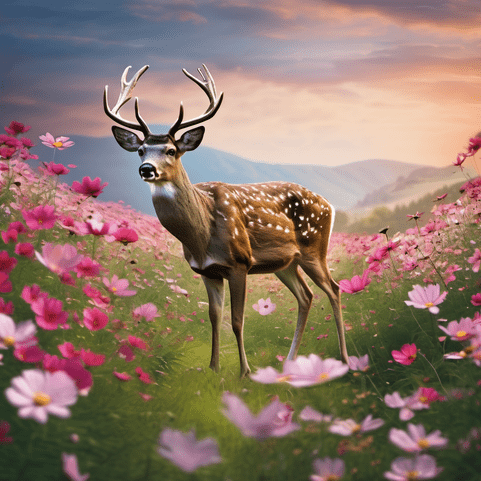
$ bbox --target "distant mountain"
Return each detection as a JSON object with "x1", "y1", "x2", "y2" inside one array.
[{"x1": 40, "y1": 131, "x2": 437, "y2": 215}]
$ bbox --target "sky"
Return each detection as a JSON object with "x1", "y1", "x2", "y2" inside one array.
[{"x1": 1, "y1": 0, "x2": 481, "y2": 167}]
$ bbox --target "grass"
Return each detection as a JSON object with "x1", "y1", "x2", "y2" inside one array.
[{"x1": 0, "y1": 127, "x2": 480, "y2": 480}]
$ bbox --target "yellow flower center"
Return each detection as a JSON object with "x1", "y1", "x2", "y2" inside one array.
[
  {"x1": 456, "y1": 330, "x2": 467, "y2": 338},
  {"x1": 406, "y1": 471, "x2": 419, "y2": 480},
  {"x1": 277, "y1": 374, "x2": 292, "y2": 383},
  {"x1": 2, "y1": 336, "x2": 15, "y2": 347},
  {"x1": 112, "y1": 287, "x2": 117, "y2": 292},
  {"x1": 33, "y1": 391, "x2": 51, "y2": 406},
  {"x1": 425, "y1": 302, "x2": 434, "y2": 308},
  {"x1": 317, "y1": 372, "x2": 329, "y2": 382},
  {"x1": 52, "y1": 141, "x2": 63, "y2": 148},
  {"x1": 417, "y1": 438, "x2": 430, "y2": 449},
  {"x1": 419, "y1": 396, "x2": 428, "y2": 404},
  {"x1": 352, "y1": 424, "x2": 362, "y2": 433}
]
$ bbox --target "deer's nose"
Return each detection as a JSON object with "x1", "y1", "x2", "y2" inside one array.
[{"x1": 139, "y1": 163, "x2": 157, "y2": 181}]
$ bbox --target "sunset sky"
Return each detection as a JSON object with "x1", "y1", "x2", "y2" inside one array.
[{"x1": 2, "y1": 0, "x2": 481, "y2": 167}]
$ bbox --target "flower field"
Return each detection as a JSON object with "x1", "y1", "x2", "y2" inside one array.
[{"x1": 0, "y1": 121, "x2": 481, "y2": 480}]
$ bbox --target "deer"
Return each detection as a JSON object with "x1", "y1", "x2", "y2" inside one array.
[{"x1": 103, "y1": 64, "x2": 348, "y2": 377}]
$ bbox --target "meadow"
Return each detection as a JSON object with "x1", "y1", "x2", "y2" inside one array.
[{"x1": 0, "y1": 121, "x2": 480, "y2": 481}]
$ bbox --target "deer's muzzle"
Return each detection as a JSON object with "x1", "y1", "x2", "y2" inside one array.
[{"x1": 139, "y1": 163, "x2": 157, "y2": 181}]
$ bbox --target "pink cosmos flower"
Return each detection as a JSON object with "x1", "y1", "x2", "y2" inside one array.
[
  {"x1": 135, "y1": 366, "x2": 154, "y2": 384},
  {"x1": 299, "y1": 406, "x2": 333, "y2": 423},
  {"x1": 118, "y1": 344, "x2": 135, "y2": 362},
  {"x1": 310, "y1": 457, "x2": 345, "y2": 481},
  {"x1": 76, "y1": 215, "x2": 113, "y2": 236},
  {"x1": 22, "y1": 205, "x2": 57, "y2": 230},
  {"x1": 0, "y1": 273, "x2": 12, "y2": 293},
  {"x1": 75, "y1": 257, "x2": 101, "y2": 278},
  {"x1": 58, "y1": 342, "x2": 80, "y2": 359},
  {"x1": 404, "y1": 284, "x2": 447, "y2": 315},
  {"x1": 389, "y1": 423, "x2": 448, "y2": 453},
  {"x1": 128, "y1": 335, "x2": 149, "y2": 350},
  {"x1": 62, "y1": 453, "x2": 89, "y2": 481},
  {"x1": 384, "y1": 454, "x2": 443, "y2": 480},
  {"x1": 251, "y1": 354, "x2": 349, "y2": 387},
  {"x1": 103, "y1": 275, "x2": 136, "y2": 296},
  {"x1": 71, "y1": 176, "x2": 107, "y2": 197},
  {"x1": 438, "y1": 318, "x2": 477, "y2": 341},
  {"x1": 83, "y1": 308, "x2": 109, "y2": 331},
  {"x1": 0, "y1": 298, "x2": 14, "y2": 315},
  {"x1": 39, "y1": 133, "x2": 75, "y2": 150},
  {"x1": 385, "y1": 388, "x2": 439, "y2": 421},
  {"x1": 328, "y1": 414, "x2": 385, "y2": 436},
  {"x1": 0, "y1": 314, "x2": 37, "y2": 349},
  {"x1": 392, "y1": 343, "x2": 417, "y2": 365},
  {"x1": 339, "y1": 270, "x2": 371, "y2": 294},
  {"x1": 80, "y1": 349, "x2": 105, "y2": 367},
  {"x1": 157, "y1": 428, "x2": 222, "y2": 473},
  {"x1": 15, "y1": 242, "x2": 35, "y2": 258},
  {"x1": 43, "y1": 161, "x2": 70, "y2": 176},
  {"x1": 467, "y1": 248, "x2": 481, "y2": 273},
  {"x1": 111, "y1": 227, "x2": 138, "y2": 244},
  {"x1": 35, "y1": 243, "x2": 83, "y2": 276},
  {"x1": 253, "y1": 297, "x2": 276, "y2": 315},
  {"x1": 5, "y1": 369, "x2": 77, "y2": 424},
  {"x1": 14, "y1": 345, "x2": 46, "y2": 363},
  {"x1": 222, "y1": 392, "x2": 300, "y2": 440},
  {"x1": 471, "y1": 293, "x2": 481, "y2": 307},
  {"x1": 132, "y1": 303, "x2": 160, "y2": 322},
  {"x1": 21, "y1": 284, "x2": 48, "y2": 305},
  {"x1": 42, "y1": 355, "x2": 93, "y2": 395},
  {"x1": 30, "y1": 297, "x2": 69, "y2": 330},
  {"x1": 5, "y1": 121, "x2": 30, "y2": 135},
  {"x1": 348, "y1": 354, "x2": 369, "y2": 371}
]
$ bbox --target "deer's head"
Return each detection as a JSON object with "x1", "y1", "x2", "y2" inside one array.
[{"x1": 104, "y1": 65, "x2": 223, "y2": 184}]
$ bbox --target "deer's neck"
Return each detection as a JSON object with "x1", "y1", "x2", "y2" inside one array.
[{"x1": 149, "y1": 167, "x2": 212, "y2": 261}]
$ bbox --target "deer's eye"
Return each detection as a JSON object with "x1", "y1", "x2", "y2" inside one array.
[
  {"x1": 138, "y1": 148, "x2": 145, "y2": 157},
  {"x1": 167, "y1": 149, "x2": 176, "y2": 157}
]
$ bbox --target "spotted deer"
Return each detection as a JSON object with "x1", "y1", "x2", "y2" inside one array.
[{"x1": 104, "y1": 64, "x2": 348, "y2": 377}]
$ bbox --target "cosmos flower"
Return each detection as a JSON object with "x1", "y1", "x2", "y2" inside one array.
[
  {"x1": 0, "y1": 314, "x2": 37, "y2": 350},
  {"x1": 157, "y1": 428, "x2": 222, "y2": 473},
  {"x1": 30, "y1": 297, "x2": 69, "y2": 330},
  {"x1": 71, "y1": 176, "x2": 108, "y2": 197},
  {"x1": 5, "y1": 369, "x2": 77, "y2": 424},
  {"x1": 438, "y1": 318, "x2": 477, "y2": 342},
  {"x1": 35, "y1": 243, "x2": 84, "y2": 276},
  {"x1": 467, "y1": 248, "x2": 481, "y2": 273},
  {"x1": 348, "y1": 354, "x2": 370, "y2": 372},
  {"x1": 222, "y1": 392, "x2": 300, "y2": 440},
  {"x1": 384, "y1": 454, "x2": 443, "y2": 480},
  {"x1": 22, "y1": 205, "x2": 57, "y2": 230},
  {"x1": 43, "y1": 161, "x2": 70, "y2": 175},
  {"x1": 132, "y1": 303, "x2": 160, "y2": 322},
  {"x1": 83, "y1": 308, "x2": 109, "y2": 331},
  {"x1": 39, "y1": 133, "x2": 74, "y2": 150},
  {"x1": 328, "y1": 414, "x2": 385, "y2": 436},
  {"x1": 339, "y1": 270, "x2": 371, "y2": 294},
  {"x1": 103, "y1": 275, "x2": 137, "y2": 296},
  {"x1": 404, "y1": 284, "x2": 447, "y2": 315},
  {"x1": 389, "y1": 424, "x2": 448, "y2": 453},
  {"x1": 62, "y1": 453, "x2": 89, "y2": 481},
  {"x1": 252, "y1": 297, "x2": 276, "y2": 315},
  {"x1": 391, "y1": 343, "x2": 417, "y2": 365},
  {"x1": 310, "y1": 457, "x2": 345, "y2": 481}
]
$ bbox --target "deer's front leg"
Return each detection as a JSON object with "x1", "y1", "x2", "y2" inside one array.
[
  {"x1": 202, "y1": 276, "x2": 225, "y2": 372},
  {"x1": 228, "y1": 266, "x2": 251, "y2": 378}
]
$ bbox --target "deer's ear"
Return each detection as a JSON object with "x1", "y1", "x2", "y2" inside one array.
[
  {"x1": 176, "y1": 126, "x2": 205, "y2": 152},
  {"x1": 111, "y1": 126, "x2": 143, "y2": 152}
]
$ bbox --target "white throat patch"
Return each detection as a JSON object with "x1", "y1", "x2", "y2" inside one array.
[{"x1": 151, "y1": 182, "x2": 176, "y2": 200}]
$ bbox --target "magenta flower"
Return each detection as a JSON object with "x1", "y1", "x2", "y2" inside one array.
[
  {"x1": 43, "y1": 161, "x2": 70, "y2": 175},
  {"x1": 58, "y1": 342, "x2": 80, "y2": 359},
  {"x1": 222, "y1": 392, "x2": 300, "y2": 440},
  {"x1": 348, "y1": 354, "x2": 369, "y2": 371},
  {"x1": 253, "y1": 297, "x2": 276, "y2": 315},
  {"x1": 22, "y1": 205, "x2": 57, "y2": 230},
  {"x1": 76, "y1": 216, "x2": 113, "y2": 236},
  {"x1": 389, "y1": 423, "x2": 448, "y2": 453},
  {"x1": 392, "y1": 343, "x2": 417, "y2": 365},
  {"x1": 438, "y1": 318, "x2": 477, "y2": 341},
  {"x1": 310, "y1": 457, "x2": 345, "y2": 481},
  {"x1": 112, "y1": 227, "x2": 138, "y2": 244},
  {"x1": 62, "y1": 453, "x2": 89, "y2": 481},
  {"x1": 75, "y1": 257, "x2": 101, "y2": 278},
  {"x1": 467, "y1": 248, "x2": 481, "y2": 273},
  {"x1": 39, "y1": 133, "x2": 74, "y2": 150},
  {"x1": 339, "y1": 270, "x2": 371, "y2": 294},
  {"x1": 384, "y1": 454, "x2": 443, "y2": 480},
  {"x1": 71, "y1": 176, "x2": 108, "y2": 197},
  {"x1": 157, "y1": 428, "x2": 222, "y2": 473},
  {"x1": 471, "y1": 293, "x2": 481, "y2": 306},
  {"x1": 14, "y1": 345, "x2": 46, "y2": 363},
  {"x1": 128, "y1": 335, "x2": 149, "y2": 351},
  {"x1": 385, "y1": 388, "x2": 439, "y2": 421},
  {"x1": 35, "y1": 243, "x2": 83, "y2": 275},
  {"x1": 328, "y1": 414, "x2": 385, "y2": 436},
  {"x1": 5, "y1": 121, "x2": 30, "y2": 135},
  {"x1": 103, "y1": 275, "x2": 136, "y2": 296},
  {"x1": 113, "y1": 370, "x2": 132, "y2": 381},
  {"x1": 15, "y1": 242, "x2": 35, "y2": 258},
  {"x1": 0, "y1": 251, "x2": 17, "y2": 274},
  {"x1": 83, "y1": 308, "x2": 109, "y2": 331},
  {"x1": 80, "y1": 349, "x2": 105, "y2": 367},
  {"x1": 132, "y1": 303, "x2": 160, "y2": 322},
  {"x1": 135, "y1": 366, "x2": 154, "y2": 384},
  {"x1": 30, "y1": 297, "x2": 68, "y2": 330},
  {"x1": 0, "y1": 420, "x2": 13, "y2": 444},
  {"x1": 404, "y1": 284, "x2": 447, "y2": 315},
  {"x1": 0, "y1": 273, "x2": 12, "y2": 293},
  {"x1": 5, "y1": 369, "x2": 77, "y2": 424},
  {"x1": 0, "y1": 314, "x2": 37, "y2": 349}
]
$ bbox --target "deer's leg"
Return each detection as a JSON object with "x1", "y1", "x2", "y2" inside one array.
[
  {"x1": 275, "y1": 263, "x2": 313, "y2": 360},
  {"x1": 227, "y1": 266, "x2": 250, "y2": 378},
  {"x1": 301, "y1": 259, "x2": 349, "y2": 364},
  {"x1": 202, "y1": 275, "x2": 225, "y2": 372}
]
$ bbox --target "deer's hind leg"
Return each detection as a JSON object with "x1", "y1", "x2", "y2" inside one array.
[
  {"x1": 300, "y1": 258, "x2": 348, "y2": 364},
  {"x1": 275, "y1": 263, "x2": 313, "y2": 360}
]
